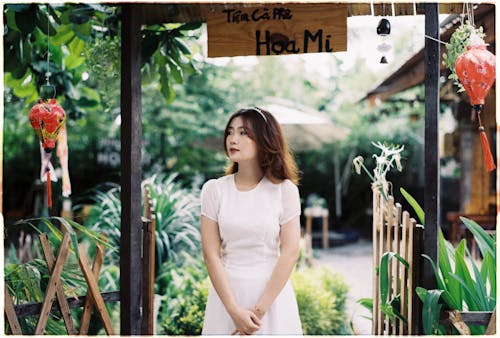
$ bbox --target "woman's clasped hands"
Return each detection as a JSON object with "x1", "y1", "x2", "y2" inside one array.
[{"x1": 229, "y1": 306, "x2": 263, "y2": 335}]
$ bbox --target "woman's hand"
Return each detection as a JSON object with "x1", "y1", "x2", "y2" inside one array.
[
  {"x1": 229, "y1": 306, "x2": 261, "y2": 335},
  {"x1": 250, "y1": 305, "x2": 266, "y2": 320}
]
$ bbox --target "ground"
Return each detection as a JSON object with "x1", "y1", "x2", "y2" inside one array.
[{"x1": 317, "y1": 238, "x2": 373, "y2": 335}]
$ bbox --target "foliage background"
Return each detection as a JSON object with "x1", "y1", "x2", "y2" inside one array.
[{"x1": 3, "y1": 4, "x2": 430, "y2": 241}]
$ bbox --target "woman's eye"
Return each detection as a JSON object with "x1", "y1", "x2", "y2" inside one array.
[{"x1": 240, "y1": 130, "x2": 247, "y2": 135}]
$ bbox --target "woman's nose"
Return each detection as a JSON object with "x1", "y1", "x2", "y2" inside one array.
[{"x1": 228, "y1": 135, "x2": 237, "y2": 144}]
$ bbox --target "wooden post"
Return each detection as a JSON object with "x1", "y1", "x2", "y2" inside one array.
[
  {"x1": 79, "y1": 244, "x2": 104, "y2": 334},
  {"x1": 423, "y1": 1, "x2": 439, "y2": 313},
  {"x1": 120, "y1": 3, "x2": 143, "y2": 335},
  {"x1": 322, "y1": 215, "x2": 329, "y2": 249},
  {"x1": 39, "y1": 234, "x2": 77, "y2": 335},
  {"x1": 142, "y1": 187, "x2": 156, "y2": 335},
  {"x1": 35, "y1": 233, "x2": 71, "y2": 334},
  {"x1": 4, "y1": 286, "x2": 22, "y2": 334},
  {"x1": 78, "y1": 245, "x2": 115, "y2": 335}
]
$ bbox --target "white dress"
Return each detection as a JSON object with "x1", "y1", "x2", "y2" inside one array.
[{"x1": 200, "y1": 174, "x2": 303, "y2": 335}]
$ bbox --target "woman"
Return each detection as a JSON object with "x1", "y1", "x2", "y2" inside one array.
[{"x1": 200, "y1": 107, "x2": 303, "y2": 335}]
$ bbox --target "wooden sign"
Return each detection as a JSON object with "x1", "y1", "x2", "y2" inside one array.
[{"x1": 207, "y1": 4, "x2": 347, "y2": 57}]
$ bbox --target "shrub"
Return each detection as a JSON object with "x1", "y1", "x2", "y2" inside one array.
[
  {"x1": 157, "y1": 262, "x2": 351, "y2": 335},
  {"x1": 82, "y1": 173, "x2": 201, "y2": 269},
  {"x1": 156, "y1": 253, "x2": 208, "y2": 335},
  {"x1": 292, "y1": 267, "x2": 351, "y2": 335}
]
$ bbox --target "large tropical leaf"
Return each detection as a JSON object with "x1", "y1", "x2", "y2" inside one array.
[
  {"x1": 416, "y1": 287, "x2": 444, "y2": 335},
  {"x1": 400, "y1": 187, "x2": 424, "y2": 225}
]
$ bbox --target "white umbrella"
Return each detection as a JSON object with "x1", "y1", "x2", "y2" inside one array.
[
  {"x1": 200, "y1": 99, "x2": 349, "y2": 152},
  {"x1": 262, "y1": 99, "x2": 350, "y2": 152}
]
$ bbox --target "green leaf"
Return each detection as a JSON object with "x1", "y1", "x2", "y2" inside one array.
[
  {"x1": 174, "y1": 37, "x2": 191, "y2": 55},
  {"x1": 168, "y1": 60, "x2": 183, "y2": 84},
  {"x1": 14, "y1": 6, "x2": 37, "y2": 35},
  {"x1": 400, "y1": 187, "x2": 424, "y2": 224},
  {"x1": 453, "y1": 241, "x2": 481, "y2": 310},
  {"x1": 460, "y1": 217, "x2": 495, "y2": 258},
  {"x1": 69, "y1": 6, "x2": 94, "y2": 24},
  {"x1": 437, "y1": 230, "x2": 462, "y2": 310},
  {"x1": 73, "y1": 22, "x2": 92, "y2": 41},
  {"x1": 5, "y1": 8, "x2": 20, "y2": 31},
  {"x1": 47, "y1": 4, "x2": 62, "y2": 25},
  {"x1": 35, "y1": 9, "x2": 57, "y2": 36},
  {"x1": 51, "y1": 25, "x2": 75, "y2": 46},
  {"x1": 68, "y1": 37, "x2": 85, "y2": 56},
  {"x1": 388, "y1": 295, "x2": 407, "y2": 323},
  {"x1": 417, "y1": 287, "x2": 444, "y2": 334},
  {"x1": 356, "y1": 297, "x2": 373, "y2": 312},
  {"x1": 7, "y1": 4, "x2": 33, "y2": 12},
  {"x1": 142, "y1": 31, "x2": 162, "y2": 62},
  {"x1": 379, "y1": 251, "x2": 408, "y2": 305},
  {"x1": 65, "y1": 53, "x2": 85, "y2": 69},
  {"x1": 177, "y1": 22, "x2": 202, "y2": 31},
  {"x1": 467, "y1": 251, "x2": 491, "y2": 309},
  {"x1": 76, "y1": 97, "x2": 99, "y2": 108}
]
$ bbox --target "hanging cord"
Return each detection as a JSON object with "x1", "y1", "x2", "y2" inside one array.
[
  {"x1": 46, "y1": 4, "x2": 51, "y2": 86},
  {"x1": 424, "y1": 35, "x2": 449, "y2": 46}
]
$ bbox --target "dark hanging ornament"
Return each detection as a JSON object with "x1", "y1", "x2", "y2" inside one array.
[
  {"x1": 377, "y1": 18, "x2": 391, "y2": 36},
  {"x1": 376, "y1": 18, "x2": 392, "y2": 64}
]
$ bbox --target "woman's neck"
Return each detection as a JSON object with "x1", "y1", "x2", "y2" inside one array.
[{"x1": 235, "y1": 161, "x2": 264, "y2": 186}]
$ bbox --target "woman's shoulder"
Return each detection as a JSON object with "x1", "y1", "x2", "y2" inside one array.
[
  {"x1": 202, "y1": 174, "x2": 233, "y2": 191},
  {"x1": 267, "y1": 177, "x2": 299, "y2": 193}
]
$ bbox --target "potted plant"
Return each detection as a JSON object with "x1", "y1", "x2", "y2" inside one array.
[{"x1": 442, "y1": 20, "x2": 486, "y2": 93}]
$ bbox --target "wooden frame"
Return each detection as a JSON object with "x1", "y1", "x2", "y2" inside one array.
[{"x1": 118, "y1": 2, "x2": 444, "y2": 334}]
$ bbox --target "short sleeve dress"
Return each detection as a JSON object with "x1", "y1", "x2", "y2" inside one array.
[{"x1": 200, "y1": 174, "x2": 303, "y2": 335}]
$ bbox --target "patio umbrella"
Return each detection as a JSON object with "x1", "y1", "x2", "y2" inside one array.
[
  {"x1": 261, "y1": 100, "x2": 350, "y2": 152},
  {"x1": 200, "y1": 99, "x2": 349, "y2": 152}
]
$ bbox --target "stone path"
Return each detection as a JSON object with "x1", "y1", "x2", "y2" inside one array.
[{"x1": 316, "y1": 239, "x2": 374, "y2": 335}]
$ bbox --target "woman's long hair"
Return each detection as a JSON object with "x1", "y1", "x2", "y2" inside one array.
[{"x1": 223, "y1": 107, "x2": 299, "y2": 184}]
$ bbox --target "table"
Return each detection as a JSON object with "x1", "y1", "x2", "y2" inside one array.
[
  {"x1": 446, "y1": 212, "x2": 496, "y2": 247},
  {"x1": 304, "y1": 207, "x2": 329, "y2": 249}
]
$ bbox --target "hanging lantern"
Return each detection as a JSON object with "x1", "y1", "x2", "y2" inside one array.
[
  {"x1": 455, "y1": 35, "x2": 496, "y2": 172},
  {"x1": 29, "y1": 98, "x2": 66, "y2": 151},
  {"x1": 29, "y1": 98, "x2": 66, "y2": 209}
]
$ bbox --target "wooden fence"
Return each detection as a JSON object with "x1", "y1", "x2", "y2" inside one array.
[
  {"x1": 5, "y1": 187, "x2": 156, "y2": 335},
  {"x1": 372, "y1": 189, "x2": 424, "y2": 335}
]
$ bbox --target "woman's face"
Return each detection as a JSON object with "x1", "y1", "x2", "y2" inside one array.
[{"x1": 226, "y1": 116, "x2": 259, "y2": 163}]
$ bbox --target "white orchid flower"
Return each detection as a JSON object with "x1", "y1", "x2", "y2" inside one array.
[{"x1": 353, "y1": 156, "x2": 364, "y2": 175}]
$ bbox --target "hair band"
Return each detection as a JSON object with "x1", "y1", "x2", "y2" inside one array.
[{"x1": 251, "y1": 107, "x2": 267, "y2": 123}]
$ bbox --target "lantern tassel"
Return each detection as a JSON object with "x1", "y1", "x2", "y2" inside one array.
[
  {"x1": 479, "y1": 127, "x2": 496, "y2": 172},
  {"x1": 46, "y1": 170, "x2": 52, "y2": 209}
]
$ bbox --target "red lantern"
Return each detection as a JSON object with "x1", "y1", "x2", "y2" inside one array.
[
  {"x1": 29, "y1": 98, "x2": 66, "y2": 150},
  {"x1": 29, "y1": 98, "x2": 66, "y2": 209},
  {"x1": 455, "y1": 43, "x2": 496, "y2": 172}
]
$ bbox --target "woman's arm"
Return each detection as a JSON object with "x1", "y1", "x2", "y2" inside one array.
[
  {"x1": 201, "y1": 215, "x2": 261, "y2": 334},
  {"x1": 252, "y1": 215, "x2": 301, "y2": 317}
]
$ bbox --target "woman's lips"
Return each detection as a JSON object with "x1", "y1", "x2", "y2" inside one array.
[{"x1": 229, "y1": 148, "x2": 239, "y2": 154}]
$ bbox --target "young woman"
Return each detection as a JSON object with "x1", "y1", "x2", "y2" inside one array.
[{"x1": 200, "y1": 107, "x2": 303, "y2": 335}]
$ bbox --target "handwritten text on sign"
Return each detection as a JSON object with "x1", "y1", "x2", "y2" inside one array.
[{"x1": 207, "y1": 4, "x2": 347, "y2": 57}]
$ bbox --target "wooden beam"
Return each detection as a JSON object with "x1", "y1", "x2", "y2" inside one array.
[
  {"x1": 423, "y1": 1, "x2": 439, "y2": 310},
  {"x1": 140, "y1": 3, "x2": 469, "y2": 24},
  {"x1": 13, "y1": 291, "x2": 120, "y2": 318},
  {"x1": 120, "y1": 4, "x2": 143, "y2": 335}
]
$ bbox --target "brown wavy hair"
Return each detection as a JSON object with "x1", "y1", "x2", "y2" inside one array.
[{"x1": 223, "y1": 107, "x2": 299, "y2": 184}]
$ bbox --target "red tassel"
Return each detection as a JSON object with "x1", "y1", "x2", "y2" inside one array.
[
  {"x1": 479, "y1": 129, "x2": 496, "y2": 172},
  {"x1": 47, "y1": 171, "x2": 52, "y2": 209}
]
